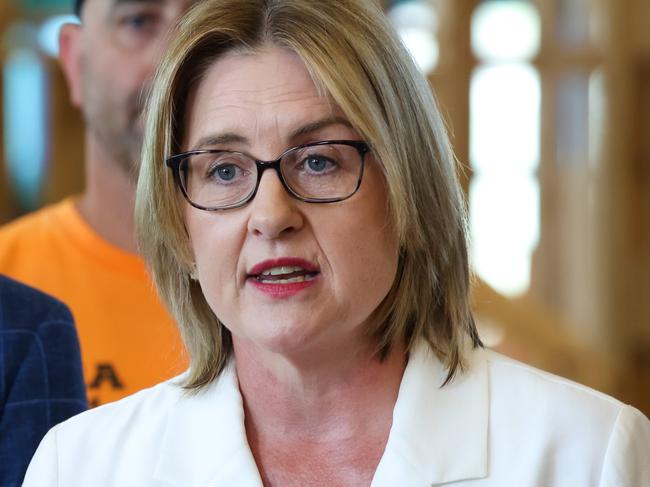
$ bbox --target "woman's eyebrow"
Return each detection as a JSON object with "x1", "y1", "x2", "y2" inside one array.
[
  {"x1": 288, "y1": 116, "x2": 354, "y2": 140},
  {"x1": 192, "y1": 133, "x2": 248, "y2": 150},
  {"x1": 190, "y1": 116, "x2": 353, "y2": 151}
]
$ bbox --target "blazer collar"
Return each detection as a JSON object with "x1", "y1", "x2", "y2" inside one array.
[
  {"x1": 372, "y1": 343, "x2": 489, "y2": 486},
  {"x1": 153, "y1": 362, "x2": 263, "y2": 487},
  {"x1": 154, "y1": 343, "x2": 489, "y2": 486}
]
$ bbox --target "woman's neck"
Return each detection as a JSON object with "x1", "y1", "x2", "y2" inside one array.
[{"x1": 233, "y1": 338, "x2": 406, "y2": 486}]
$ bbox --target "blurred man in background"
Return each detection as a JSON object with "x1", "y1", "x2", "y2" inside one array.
[{"x1": 0, "y1": 0, "x2": 197, "y2": 406}]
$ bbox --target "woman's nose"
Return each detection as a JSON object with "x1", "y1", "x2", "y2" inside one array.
[{"x1": 247, "y1": 169, "x2": 304, "y2": 239}]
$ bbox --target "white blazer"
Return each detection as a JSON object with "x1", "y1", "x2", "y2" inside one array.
[{"x1": 23, "y1": 343, "x2": 650, "y2": 486}]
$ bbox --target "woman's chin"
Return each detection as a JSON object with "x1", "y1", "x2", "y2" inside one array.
[{"x1": 232, "y1": 324, "x2": 346, "y2": 363}]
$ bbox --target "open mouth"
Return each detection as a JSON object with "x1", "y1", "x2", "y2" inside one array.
[{"x1": 252, "y1": 265, "x2": 319, "y2": 284}]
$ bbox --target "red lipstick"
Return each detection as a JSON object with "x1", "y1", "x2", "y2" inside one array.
[{"x1": 247, "y1": 257, "x2": 320, "y2": 298}]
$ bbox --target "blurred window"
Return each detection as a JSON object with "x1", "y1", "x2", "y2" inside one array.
[
  {"x1": 3, "y1": 22, "x2": 49, "y2": 210},
  {"x1": 388, "y1": 0, "x2": 439, "y2": 74},
  {"x1": 469, "y1": 0, "x2": 541, "y2": 297}
]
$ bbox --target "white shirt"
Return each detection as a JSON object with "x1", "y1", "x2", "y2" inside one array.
[{"x1": 23, "y1": 344, "x2": 650, "y2": 486}]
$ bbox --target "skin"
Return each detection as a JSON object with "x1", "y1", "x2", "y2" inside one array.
[
  {"x1": 184, "y1": 45, "x2": 406, "y2": 486},
  {"x1": 58, "y1": 0, "x2": 196, "y2": 252}
]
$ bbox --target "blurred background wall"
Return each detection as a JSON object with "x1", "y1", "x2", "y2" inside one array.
[{"x1": 1, "y1": 0, "x2": 648, "y2": 415}]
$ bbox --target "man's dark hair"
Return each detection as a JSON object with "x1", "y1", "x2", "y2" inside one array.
[{"x1": 74, "y1": 0, "x2": 84, "y2": 17}]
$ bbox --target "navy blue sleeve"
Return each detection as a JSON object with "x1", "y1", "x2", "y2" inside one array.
[{"x1": 0, "y1": 275, "x2": 87, "y2": 487}]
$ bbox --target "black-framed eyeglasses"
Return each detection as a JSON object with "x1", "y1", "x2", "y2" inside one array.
[{"x1": 166, "y1": 140, "x2": 370, "y2": 211}]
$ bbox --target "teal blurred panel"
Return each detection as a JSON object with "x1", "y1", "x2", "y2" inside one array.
[
  {"x1": 19, "y1": 0, "x2": 72, "y2": 14},
  {"x1": 3, "y1": 48, "x2": 49, "y2": 210}
]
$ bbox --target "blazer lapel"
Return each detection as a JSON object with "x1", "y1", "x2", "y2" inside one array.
[
  {"x1": 372, "y1": 343, "x2": 489, "y2": 486},
  {"x1": 153, "y1": 362, "x2": 263, "y2": 487},
  {"x1": 152, "y1": 344, "x2": 488, "y2": 486}
]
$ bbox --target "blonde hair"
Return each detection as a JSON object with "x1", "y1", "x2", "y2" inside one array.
[{"x1": 136, "y1": 0, "x2": 481, "y2": 391}]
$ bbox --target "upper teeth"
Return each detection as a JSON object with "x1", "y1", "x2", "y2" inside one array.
[{"x1": 261, "y1": 266, "x2": 305, "y2": 276}]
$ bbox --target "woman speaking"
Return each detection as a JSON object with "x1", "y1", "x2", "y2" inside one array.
[{"x1": 24, "y1": 0, "x2": 649, "y2": 485}]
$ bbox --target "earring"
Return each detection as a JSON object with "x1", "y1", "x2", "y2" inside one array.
[{"x1": 189, "y1": 264, "x2": 199, "y2": 281}]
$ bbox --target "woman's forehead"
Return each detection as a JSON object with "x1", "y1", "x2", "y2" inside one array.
[
  {"x1": 183, "y1": 47, "x2": 354, "y2": 150},
  {"x1": 192, "y1": 47, "x2": 324, "y2": 109}
]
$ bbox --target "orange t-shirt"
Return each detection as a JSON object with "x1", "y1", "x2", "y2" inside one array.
[{"x1": 0, "y1": 198, "x2": 187, "y2": 406}]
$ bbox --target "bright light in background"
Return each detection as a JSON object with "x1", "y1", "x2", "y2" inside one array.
[
  {"x1": 38, "y1": 15, "x2": 78, "y2": 57},
  {"x1": 469, "y1": 1, "x2": 541, "y2": 297},
  {"x1": 470, "y1": 64, "x2": 541, "y2": 173},
  {"x1": 588, "y1": 69, "x2": 605, "y2": 171},
  {"x1": 398, "y1": 28, "x2": 439, "y2": 74},
  {"x1": 472, "y1": 1, "x2": 541, "y2": 62},
  {"x1": 470, "y1": 175, "x2": 540, "y2": 296},
  {"x1": 388, "y1": 0, "x2": 439, "y2": 73},
  {"x1": 3, "y1": 48, "x2": 49, "y2": 210}
]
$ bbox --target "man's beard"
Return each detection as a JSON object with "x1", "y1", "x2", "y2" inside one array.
[{"x1": 82, "y1": 78, "x2": 148, "y2": 181}]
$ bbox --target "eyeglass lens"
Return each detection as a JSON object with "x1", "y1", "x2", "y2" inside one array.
[{"x1": 180, "y1": 143, "x2": 363, "y2": 209}]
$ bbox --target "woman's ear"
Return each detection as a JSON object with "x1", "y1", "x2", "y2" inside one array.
[{"x1": 58, "y1": 23, "x2": 83, "y2": 107}]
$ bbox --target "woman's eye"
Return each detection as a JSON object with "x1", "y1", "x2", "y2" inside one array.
[
  {"x1": 304, "y1": 156, "x2": 335, "y2": 173},
  {"x1": 207, "y1": 162, "x2": 248, "y2": 183},
  {"x1": 212, "y1": 164, "x2": 238, "y2": 181}
]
